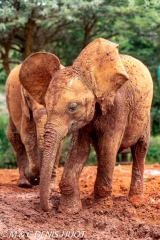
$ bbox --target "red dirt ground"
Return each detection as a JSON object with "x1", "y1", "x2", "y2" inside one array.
[{"x1": 0, "y1": 164, "x2": 160, "y2": 240}]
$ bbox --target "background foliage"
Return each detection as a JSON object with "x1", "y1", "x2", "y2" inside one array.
[{"x1": 0, "y1": 0, "x2": 160, "y2": 167}]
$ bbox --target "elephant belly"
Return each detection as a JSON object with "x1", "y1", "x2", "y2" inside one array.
[{"x1": 118, "y1": 114, "x2": 150, "y2": 153}]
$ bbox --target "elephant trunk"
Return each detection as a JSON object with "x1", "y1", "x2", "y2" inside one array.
[
  {"x1": 40, "y1": 122, "x2": 66, "y2": 212},
  {"x1": 36, "y1": 125, "x2": 45, "y2": 168},
  {"x1": 34, "y1": 107, "x2": 47, "y2": 168}
]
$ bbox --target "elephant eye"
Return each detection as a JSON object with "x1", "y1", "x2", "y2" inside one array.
[{"x1": 68, "y1": 103, "x2": 78, "y2": 113}]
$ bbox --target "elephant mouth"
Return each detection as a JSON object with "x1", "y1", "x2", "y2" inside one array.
[
  {"x1": 68, "y1": 115, "x2": 89, "y2": 134},
  {"x1": 68, "y1": 121, "x2": 77, "y2": 132}
]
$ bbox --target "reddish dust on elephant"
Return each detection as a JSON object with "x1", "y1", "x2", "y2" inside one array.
[
  {"x1": 18, "y1": 38, "x2": 153, "y2": 213},
  {"x1": 0, "y1": 164, "x2": 159, "y2": 239}
]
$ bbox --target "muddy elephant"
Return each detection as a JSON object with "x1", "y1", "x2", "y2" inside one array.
[
  {"x1": 6, "y1": 52, "x2": 62, "y2": 188},
  {"x1": 19, "y1": 38, "x2": 153, "y2": 212}
]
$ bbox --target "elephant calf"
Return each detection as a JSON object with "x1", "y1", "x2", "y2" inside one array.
[
  {"x1": 5, "y1": 53, "x2": 62, "y2": 187},
  {"x1": 18, "y1": 38, "x2": 153, "y2": 213}
]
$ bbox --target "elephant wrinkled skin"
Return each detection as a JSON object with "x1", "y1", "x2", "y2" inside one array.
[
  {"x1": 6, "y1": 52, "x2": 62, "y2": 187},
  {"x1": 19, "y1": 38, "x2": 153, "y2": 212}
]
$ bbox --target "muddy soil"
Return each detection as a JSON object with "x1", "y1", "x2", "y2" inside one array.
[{"x1": 0, "y1": 164, "x2": 160, "y2": 240}]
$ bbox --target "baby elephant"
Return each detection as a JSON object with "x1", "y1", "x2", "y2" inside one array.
[
  {"x1": 5, "y1": 52, "x2": 62, "y2": 187},
  {"x1": 17, "y1": 38, "x2": 153, "y2": 212}
]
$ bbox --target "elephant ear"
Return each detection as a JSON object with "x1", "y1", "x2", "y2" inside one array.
[
  {"x1": 19, "y1": 52, "x2": 61, "y2": 106},
  {"x1": 73, "y1": 38, "x2": 129, "y2": 115}
]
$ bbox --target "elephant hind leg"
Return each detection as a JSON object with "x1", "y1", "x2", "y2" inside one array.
[
  {"x1": 6, "y1": 118, "x2": 31, "y2": 187},
  {"x1": 128, "y1": 134, "x2": 149, "y2": 207}
]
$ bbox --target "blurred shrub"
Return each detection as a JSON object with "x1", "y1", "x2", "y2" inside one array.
[
  {"x1": 0, "y1": 115, "x2": 16, "y2": 168},
  {"x1": 146, "y1": 135, "x2": 160, "y2": 163},
  {"x1": 0, "y1": 69, "x2": 7, "y2": 85},
  {"x1": 60, "y1": 135, "x2": 72, "y2": 166},
  {"x1": 86, "y1": 145, "x2": 97, "y2": 166},
  {"x1": 0, "y1": 84, "x2": 5, "y2": 93}
]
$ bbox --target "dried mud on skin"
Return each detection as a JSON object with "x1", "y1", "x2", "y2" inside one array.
[{"x1": 0, "y1": 165, "x2": 160, "y2": 240}]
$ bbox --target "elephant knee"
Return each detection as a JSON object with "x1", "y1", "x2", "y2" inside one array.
[
  {"x1": 95, "y1": 184, "x2": 112, "y2": 197},
  {"x1": 94, "y1": 175, "x2": 112, "y2": 198}
]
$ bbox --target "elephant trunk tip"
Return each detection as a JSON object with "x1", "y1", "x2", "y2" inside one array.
[
  {"x1": 40, "y1": 197, "x2": 52, "y2": 212},
  {"x1": 40, "y1": 177, "x2": 53, "y2": 212}
]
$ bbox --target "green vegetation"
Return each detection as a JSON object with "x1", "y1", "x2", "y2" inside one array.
[
  {"x1": 60, "y1": 135, "x2": 72, "y2": 166},
  {"x1": 0, "y1": 115, "x2": 16, "y2": 168},
  {"x1": 146, "y1": 135, "x2": 160, "y2": 164},
  {"x1": 0, "y1": 0, "x2": 160, "y2": 167}
]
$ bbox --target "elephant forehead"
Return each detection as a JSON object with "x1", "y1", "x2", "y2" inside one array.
[
  {"x1": 62, "y1": 78, "x2": 88, "y2": 94},
  {"x1": 61, "y1": 86, "x2": 87, "y2": 101},
  {"x1": 67, "y1": 76, "x2": 79, "y2": 87},
  {"x1": 53, "y1": 83, "x2": 91, "y2": 107}
]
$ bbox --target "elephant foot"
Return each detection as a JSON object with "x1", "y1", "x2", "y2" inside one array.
[
  {"x1": 94, "y1": 183, "x2": 113, "y2": 210},
  {"x1": 29, "y1": 176, "x2": 40, "y2": 186},
  {"x1": 128, "y1": 194, "x2": 144, "y2": 207},
  {"x1": 17, "y1": 178, "x2": 32, "y2": 188},
  {"x1": 24, "y1": 167, "x2": 40, "y2": 186},
  {"x1": 59, "y1": 180, "x2": 82, "y2": 214},
  {"x1": 93, "y1": 195, "x2": 113, "y2": 210},
  {"x1": 58, "y1": 194, "x2": 82, "y2": 214},
  {"x1": 26, "y1": 171, "x2": 40, "y2": 186}
]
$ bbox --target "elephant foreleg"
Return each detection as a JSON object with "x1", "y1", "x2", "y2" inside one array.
[
  {"x1": 23, "y1": 132, "x2": 40, "y2": 185},
  {"x1": 128, "y1": 133, "x2": 149, "y2": 207},
  {"x1": 6, "y1": 118, "x2": 31, "y2": 187},
  {"x1": 92, "y1": 133, "x2": 118, "y2": 209},
  {"x1": 21, "y1": 117, "x2": 40, "y2": 185},
  {"x1": 59, "y1": 130, "x2": 90, "y2": 214}
]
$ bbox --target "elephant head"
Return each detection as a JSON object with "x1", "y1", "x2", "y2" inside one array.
[{"x1": 19, "y1": 38, "x2": 129, "y2": 211}]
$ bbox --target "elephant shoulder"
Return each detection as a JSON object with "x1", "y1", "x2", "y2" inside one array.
[
  {"x1": 120, "y1": 54, "x2": 148, "y2": 74},
  {"x1": 120, "y1": 55, "x2": 153, "y2": 111}
]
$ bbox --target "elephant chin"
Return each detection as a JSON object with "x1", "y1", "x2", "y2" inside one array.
[{"x1": 40, "y1": 123, "x2": 67, "y2": 211}]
